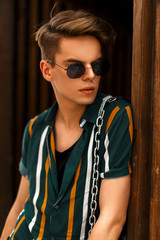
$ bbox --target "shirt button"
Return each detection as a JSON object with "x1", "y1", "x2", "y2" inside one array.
[{"x1": 54, "y1": 204, "x2": 59, "y2": 210}]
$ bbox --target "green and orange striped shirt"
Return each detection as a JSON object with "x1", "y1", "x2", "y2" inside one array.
[{"x1": 11, "y1": 93, "x2": 134, "y2": 240}]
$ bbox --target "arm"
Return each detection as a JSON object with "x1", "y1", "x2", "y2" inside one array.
[
  {"x1": 88, "y1": 175, "x2": 130, "y2": 240},
  {"x1": 0, "y1": 175, "x2": 29, "y2": 240}
]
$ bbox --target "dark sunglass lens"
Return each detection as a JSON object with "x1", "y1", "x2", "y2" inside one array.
[
  {"x1": 67, "y1": 63, "x2": 85, "y2": 78},
  {"x1": 92, "y1": 60, "x2": 110, "y2": 76}
]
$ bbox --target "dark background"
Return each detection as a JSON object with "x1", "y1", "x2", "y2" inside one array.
[{"x1": 0, "y1": 0, "x2": 133, "y2": 232}]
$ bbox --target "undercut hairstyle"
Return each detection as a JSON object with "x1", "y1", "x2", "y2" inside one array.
[{"x1": 35, "y1": 9, "x2": 116, "y2": 61}]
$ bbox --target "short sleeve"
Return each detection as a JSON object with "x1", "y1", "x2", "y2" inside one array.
[
  {"x1": 19, "y1": 121, "x2": 31, "y2": 176},
  {"x1": 100, "y1": 105, "x2": 134, "y2": 179}
]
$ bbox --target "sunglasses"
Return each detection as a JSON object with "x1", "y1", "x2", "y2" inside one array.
[{"x1": 46, "y1": 59, "x2": 110, "y2": 79}]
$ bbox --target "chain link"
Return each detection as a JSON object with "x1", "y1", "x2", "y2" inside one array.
[
  {"x1": 88, "y1": 96, "x2": 116, "y2": 236},
  {"x1": 88, "y1": 108, "x2": 105, "y2": 235}
]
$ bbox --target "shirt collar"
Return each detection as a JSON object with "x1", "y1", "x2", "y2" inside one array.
[{"x1": 44, "y1": 101, "x2": 58, "y2": 126}]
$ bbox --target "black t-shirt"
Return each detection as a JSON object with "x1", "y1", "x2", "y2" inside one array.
[{"x1": 55, "y1": 143, "x2": 75, "y2": 189}]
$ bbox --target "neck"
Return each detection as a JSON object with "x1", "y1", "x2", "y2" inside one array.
[{"x1": 56, "y1": 101, "x2": 86, "y2": 129}]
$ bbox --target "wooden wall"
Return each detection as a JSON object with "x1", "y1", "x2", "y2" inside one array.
[
  {"x1": 0, "y1": 0, "x2": 14, "y2": 233},
  {"x1": 127, "y1": 0, "x2": 160, "y2": 239},
  {"x1": 2, "y1": 1, "x2": 160, "y2": 238}
]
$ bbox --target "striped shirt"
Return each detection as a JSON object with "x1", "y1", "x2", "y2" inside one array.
[{"x1": 10, "y1": 93, "x2": 133, "y2": 240}]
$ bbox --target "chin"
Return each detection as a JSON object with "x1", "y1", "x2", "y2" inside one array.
[{"x1": 78, "y1": 95, "x2": 97, "y2": 106}]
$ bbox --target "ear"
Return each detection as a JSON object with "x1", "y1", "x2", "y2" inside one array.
[{"x1": 40, "y1": 60, "x2": 53, "y2": 82}]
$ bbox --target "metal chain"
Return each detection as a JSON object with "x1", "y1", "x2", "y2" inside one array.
[
  {"x1": 88, "y1": 96, "x2": 116, "y2": 236},
  {"x1": 88, "y1": 108, "x2": 105, "y2": 235}
]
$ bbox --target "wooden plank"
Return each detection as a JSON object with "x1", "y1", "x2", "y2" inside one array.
[
  {"x1": 0, "y1": 0, "x2": 14, "y2": 232},
  {"x1": 27, "y1": 0, "x2": 39, "y2": 118},
  {"x1": 149, "y1": 2, "x2": 160, "y2": 239},
  {"x1": 39, "y1": 0, "x2": 55, "y2": 112},
  {"x1": 127, "y1": 0, "x2": 154, "y2": 239},
  {"x1": 13, "y1": 0, "x2": 28, "y2": 191}
]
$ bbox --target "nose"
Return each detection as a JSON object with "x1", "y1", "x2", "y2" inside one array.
[{"x1": 82, "y1": 66, "x2": 95, "y2": 80}]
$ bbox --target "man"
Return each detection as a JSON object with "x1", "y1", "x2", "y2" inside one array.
[{"x1": 1, "y1": 9, "x2": 133, "y2": 240}]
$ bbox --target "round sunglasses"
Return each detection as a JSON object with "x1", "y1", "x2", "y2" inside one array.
[{"x1": 46, "y1": 59, "x2": 110, "y2": 79}]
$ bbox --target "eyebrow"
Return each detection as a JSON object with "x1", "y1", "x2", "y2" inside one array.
[
  {"x1": 63, "y1": 56, "x2": 102, "y2": 64},
  {"x1": 63, "y1": 58, "x2": 82, "y2": 63}
]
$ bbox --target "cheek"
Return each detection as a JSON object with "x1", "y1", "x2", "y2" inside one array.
[
  {"x1": 95, "y1": 77, "x2": 101, "y2": 86},
  {"x1": 51, "y1": 74, "x2": 74, "y2": 93}
]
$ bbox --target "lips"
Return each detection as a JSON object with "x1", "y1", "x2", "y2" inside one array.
[{"x1": 80, "y1": 86, "x2": 95, "y2": 94}]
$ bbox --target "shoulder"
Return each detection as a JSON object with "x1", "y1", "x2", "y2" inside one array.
[
  {"x1": 103, "y1": 95, "x2": 132, "y2": 113},
  {"x1": 102, "y1": 95, "x2": 133, "y2": 136},
  {"x1": 25, "y1": 103, "x2": 57, "y2": 138}
]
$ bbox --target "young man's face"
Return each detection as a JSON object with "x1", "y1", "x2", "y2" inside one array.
[{"x1": 50, "y1": 35, "x2": 102, "y2": 108}]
